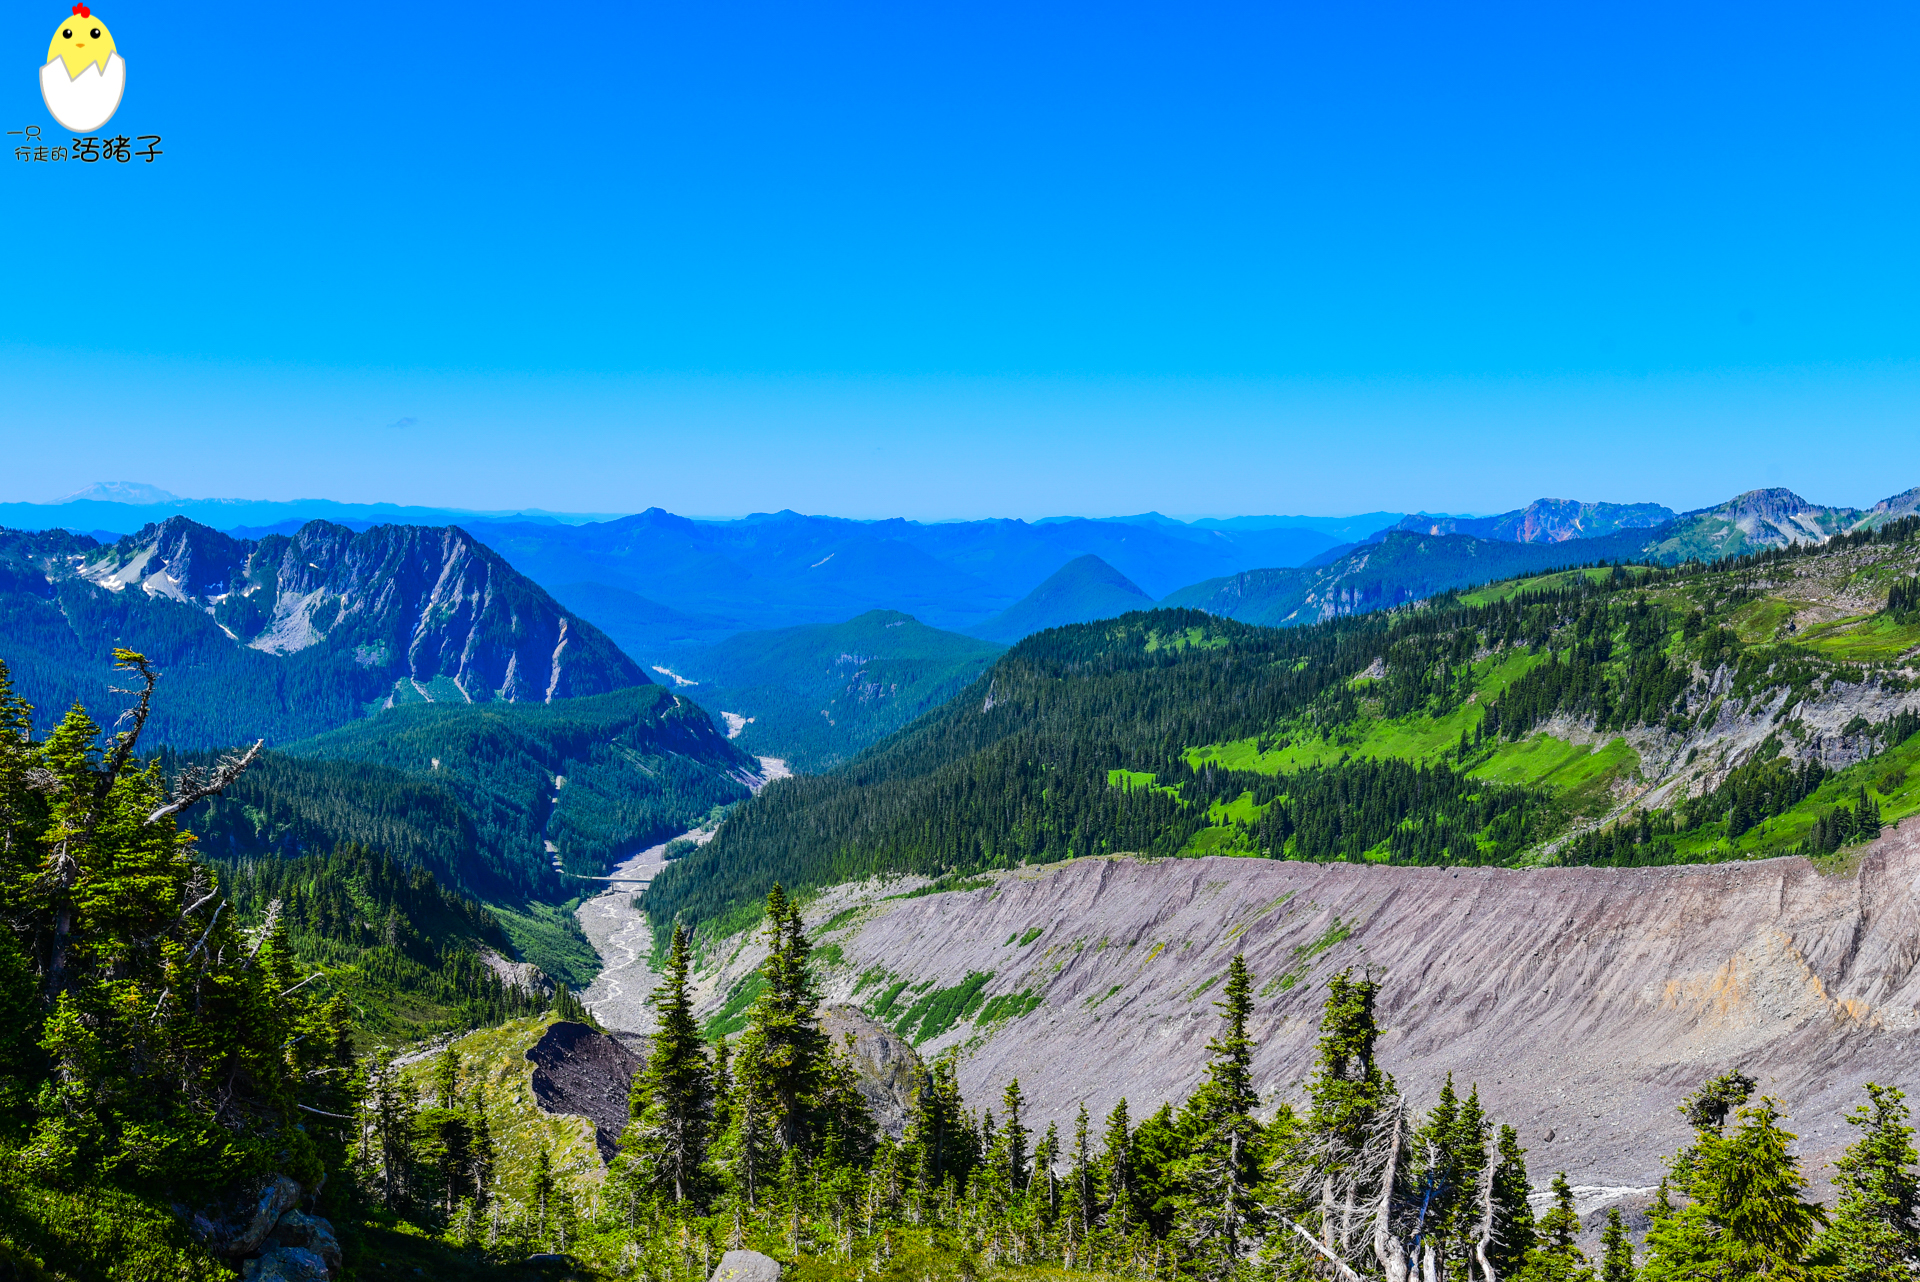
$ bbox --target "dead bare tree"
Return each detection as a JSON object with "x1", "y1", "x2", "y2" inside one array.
[
  {"x1": 146, "y1": 740, "x2": 263, "y2": 826},
  {"x1": 1276, "y1": 1093, "x2": 1500, "y2": 1282}
]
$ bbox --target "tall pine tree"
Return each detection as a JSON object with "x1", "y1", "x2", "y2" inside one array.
[
  {"x1": 622, "y1": 923, "x2": 713, "y2": 1205},
  {"x1": 1813, "y1": 1083, "x2": 1919, "y2": 1282}
]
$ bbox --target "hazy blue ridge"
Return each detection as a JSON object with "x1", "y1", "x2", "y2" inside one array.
[{"x1": 964, "y1": 555, "x2": 1156, "y2": 644}]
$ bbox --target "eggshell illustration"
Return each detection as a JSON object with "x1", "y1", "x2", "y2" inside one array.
[{"x1": 41, "y1": 53, "x2": 123, "y2": 132}]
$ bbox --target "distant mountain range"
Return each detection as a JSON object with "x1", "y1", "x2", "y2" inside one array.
[
  {"x1": 1170, "y1": 486, "x2": 1920, "y2": 626},
  {"x1": 7, "y1": 485, "x2": 1919, "y2": 728},
  {"x1": 1372, "y1": 498, "x2": 1677, "y2": 545},
  {"x1": 0, "y1": 516, "x2": 648, "y2": 746}
]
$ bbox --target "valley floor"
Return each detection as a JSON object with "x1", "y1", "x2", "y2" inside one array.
[
  {"x1": 575, "y1": 840, "x2": 675, "y2": 1035},
  {"x1": 575, "y1": 756, "x2": 788, "y2": 1034}
]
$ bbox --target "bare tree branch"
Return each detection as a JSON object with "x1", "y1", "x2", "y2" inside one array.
[
  {"x1": 145, "y1": 740, "x2": 263, "y2": 826},
  {"x1": 100, "y1": 650, "x2": 156, "y2": 794},
  {"x1": 184, "y1": 900, "x2": 225, "y2": 966},
  {"x1": 1280, "y1": 1217, "x2": 1368, "y2": 1282}
]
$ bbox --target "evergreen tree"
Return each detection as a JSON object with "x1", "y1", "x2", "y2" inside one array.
[
  {"x1": 1522, "y1": 1173, "x2": 1595, "y2": 1282},
  {"x1": 1444, "y1": 1084, "x2": 1493, "y2": 1282},
  {"x1": 1600, "y1": 1206, "x2": 1635, "y2": 1282},
  {"x1": 531, "y1": 1144, "x2": 556, "y2": 1244},
  {"x1": 1174, "y1": 954, "x2": 1265, "y2": 1272},
  {"x1": 361, "y1": 1051, "x2": 419, "y2": 1212},
  {"x1": 904, "y1": 1051, "x2": 970, "y2": 1201},
  {"x1": 1814, "y1": 1083, "x2": 1919, "y2": 1282},
  {"x1": 1097, "y1": 1098, "x2": 1134, "y2": 1236},
  {"x1": 1486, "y1": 1124, "x2": 1538, "y2": 1282},
  {"x1": 997, "y1": 1078, "x2": 1032, "y2": 1194},
  {"x1": 1416, "y1": 1075, "x2": 1463, "y2": 1275},
  {"x1": 733, "y1": 885, "x2": 829, "y2": 1152},
  {"x1": 1132, "y1": 1102, "x2": 1183, "y2": 1236},
  {"x1": 431, "y1": 1046, "x2": 462, "y2": 1110},
  {"x1": 815, "y1": 1033, "x2": 879, "y2": 1170},
  {"x1": 1644, "y1": 1098, "x2": 1827, "y2": 1282},
  {"x1": 622, "y1": 923, "x2": 713, "y2": 1205},
  {"x1": 1307, "y1": 969, "x2": 1397, "y2": 1162},
  {"x1": 1069, "y1": 1102, "x2": 1096, "y2": 1243},
  {"x1": 466, "y1": 1079, "x2": 496, "y2": 1211},
  {"x1": 1034, "y1": 1121, "x2": 1061, "y2": 1220}
]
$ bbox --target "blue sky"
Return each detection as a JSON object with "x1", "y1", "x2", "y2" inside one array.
[{"x1": 6, "y1": 0, "x2": 1920, "y2": 518}]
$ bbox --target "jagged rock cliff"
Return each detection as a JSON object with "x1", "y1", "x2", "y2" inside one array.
[
  {"x1": 695, "y1": 822, "x2": 1920, "y2": 1205},
  {"x1": 80, "y1": 516, "x2": 645, "y2": 704},
  {"x1": 0, "y1": 517, "x2": 648, "y2": 745}
]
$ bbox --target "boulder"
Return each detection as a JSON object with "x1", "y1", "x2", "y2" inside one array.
[
  {"x1": 241, "y1": 1247, "x2": 331, "y2": 1282},
  {"x1": 820, "y1": 1005, "x2": 919, "y2": 1138},
  {"x1": 193, "y1": 1174, "x2": 303, "y2": 1257},
  {"x1": 265, "y1": 1210, "x2": 342, "y2": 1275},
  {"x1": 710, "y1": 1249, "x2": 782, "y2": 1282}
]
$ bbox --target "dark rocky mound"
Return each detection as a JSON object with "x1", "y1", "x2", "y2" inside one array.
[
  {"x1": 820, "y1": 1004, "x2": 919, "y2": 1137},
  {"x1": 527, "y1": 1020, "x2": 643, "y2": 1160}
]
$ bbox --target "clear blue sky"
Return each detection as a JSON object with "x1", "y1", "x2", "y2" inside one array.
[{"x1": 6, "y1": 1, "x2": 1920, "y2": 518}]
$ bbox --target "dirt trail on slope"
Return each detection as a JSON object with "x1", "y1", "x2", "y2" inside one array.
[{"x1": 695, "y1": 820, "x2": 1920, "y2": 1202}]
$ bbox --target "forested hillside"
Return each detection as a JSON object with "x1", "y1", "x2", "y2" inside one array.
[
  {"x1": 181, "y1": 686, "x2": 752, "y2": 988},
  {"x1": 223, "y1": 843, "x2": 545, "y2": 1040},
  {"x1": 290, "y1": 686, "x2": 752, "y2": 877},
  {"x1": 650, "y1": 518, "x2": 1920, "y2": 933},
  {"x1": 675, "y1": 609, "x2": 1004, "y2": 770},
  {"x1": 0, "y1": 654, "x2": 361, "y2": 1277},
  {"x1": 0, "y1": 517, "x2": 647, "y2": 748}
]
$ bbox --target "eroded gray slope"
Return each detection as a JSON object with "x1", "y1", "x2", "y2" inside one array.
[{"x1": 696, "y1": 823, "x2": 1920, "y2": 1197}]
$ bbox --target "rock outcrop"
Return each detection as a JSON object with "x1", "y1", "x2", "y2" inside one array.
[
  {"x1": 527, "y1": 1020, "x2": 644, "y2": 1159},
  {"x1": 697, "y1": 819, "x2": 1920, "y2": 1207},
  {"x1": 190, "y1": 1177, "x2": 343, "y2": 1280},
  {"x1": 190, "y1": 1174, "x2": 303, "y2": 1259},
  {"x1": 820, "y1": 1004, "x2": 920, "y2": 1137},
  {"x1": 710, "y1": 1249, "x2": 782, "y2": 1282}
]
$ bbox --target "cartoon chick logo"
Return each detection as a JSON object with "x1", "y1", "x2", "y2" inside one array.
[{"x1": 41, "y1": 4, "x2": 123, "y2": 133}]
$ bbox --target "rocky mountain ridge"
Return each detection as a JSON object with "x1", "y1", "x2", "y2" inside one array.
[
  {"x1": 1167, "y1": 484, "x2": 1920, "y2": 629},
  {"x1": 1382, "y1": 499, "x2": 1677, "y2": 545},
  {"x1": 0, "y1": 517, "x2": 647, "y2": 746},
  {"x1": 83, "y1": 516, "x2": 646, "y2": 704}
]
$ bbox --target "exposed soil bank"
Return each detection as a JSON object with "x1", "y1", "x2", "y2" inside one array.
[{"x1": 694, "y1": 819, "x2": 1920, "y2": 1205}]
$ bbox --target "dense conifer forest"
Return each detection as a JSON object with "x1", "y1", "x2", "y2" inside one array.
[
  {"x1": 651, "y1": 517, "x2": 1920, "y2": 932},
  {"x1": 224, "y1": 843, "x2": 545, "y2": 1040},
  {"x1": 181, "y1": 687, "x2": 751, "y2": 899},
  {"x1": 0, "y1": 655, "x2": 359, "y2": 1277}
]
